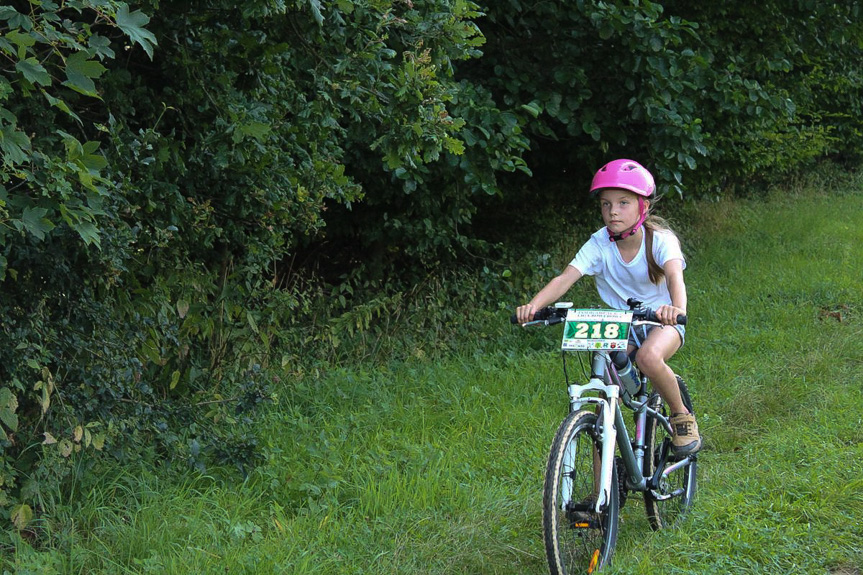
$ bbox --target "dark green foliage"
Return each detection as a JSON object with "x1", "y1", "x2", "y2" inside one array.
[
  {"x1": 463, "y1": 0, "x2": 863, "y2": 203},
  {"x1": 0, "y1": 0, "x2": 160, "y2": 528},
  {"x1": 0, "y1": 0, "x2": 526, "y2": 527},
  {"x1": 461, "y1": 0, "x2": 709, "y2": 201},
  {"x1": 661, "y1": 1, "x2": 863, "y2": 181}
]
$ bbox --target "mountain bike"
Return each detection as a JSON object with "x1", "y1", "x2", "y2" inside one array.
[{"x1": 513, "y1": 299, "x2": 697, "y2": 574}]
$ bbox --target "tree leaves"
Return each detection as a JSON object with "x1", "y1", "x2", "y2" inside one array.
[
  {"x1": 63, "y1": 51, "x2": 107, "y2": 97},
  {"x1": 0, "y1": 387, "x2": 18, "y2": 437},
  {"x1": 42, "y1": 91, "x2": 82, "y2": 123},
  {"x1": 306, "y1": 0, "x2": 325, "y2": 25},
  {"x1": 116, "y1": 3, "x2": 158, "y2": 60},
  {"x1": 15, "y1": 57, "x2": 51, "y2": 86},
  {"x1": 467, "y1": 0, "x2": 863, "y2": 198},
  {"x1": 0, "y1": 1, "x2": 152, "y2": 255},
  {"x1": 73, "y1": 221, "x2": 101, "y2": 247},
  {"x1": 0, "y1": 123, "x2": 31, "y2": 165},
  {"x1": 0, "y1": 2, "x2": 153, "y2": 517},
  {"x1": 17, "y1": 207, "x2": 55, "y2": 240},
  {"x1": 10, "y1": 503, "x2": 32, "y2": 531}
]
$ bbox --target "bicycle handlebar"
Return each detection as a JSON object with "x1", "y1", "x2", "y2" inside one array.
[{"x1": 510, "y1": 306, "x2": 687, "y2": 326}]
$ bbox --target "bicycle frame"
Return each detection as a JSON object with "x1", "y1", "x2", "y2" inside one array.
[
  {"x1": 528, "y1": 303, "x2": 697, "y2": 574},
  {"x1": 563, "y1": 349, "x2": 694, "y2": 513}
]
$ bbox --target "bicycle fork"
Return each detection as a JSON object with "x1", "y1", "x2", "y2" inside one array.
[{"x1": 566, "y1": 378, "x2": 620, "y2": 512}]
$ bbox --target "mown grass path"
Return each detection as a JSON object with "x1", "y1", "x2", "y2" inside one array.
[{"x1": 8, "y1": 184, "x2": 863, "y2": 574}]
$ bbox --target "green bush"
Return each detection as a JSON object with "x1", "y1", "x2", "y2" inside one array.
[
  {"x1": 0, "y1": 0, "x2": 525, "y2": 530},
  {"x1": 460, "y1": 0, "x2": 862, "y2": 200}
]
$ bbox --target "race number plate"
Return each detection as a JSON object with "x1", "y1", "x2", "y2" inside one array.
[{"x1": 561, "y1": 309, "x2": 632, "y2": 351}]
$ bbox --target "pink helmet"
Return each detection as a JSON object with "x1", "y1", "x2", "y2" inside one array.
[
  {"x1": 590, "y1": 159, "x2": 655, "y2": 197},
  {"x1": 590, "y1": 159, "x2": 655, "y2": 242}
]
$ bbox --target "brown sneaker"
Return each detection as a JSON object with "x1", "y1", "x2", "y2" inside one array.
[{"x1": 670, "y1": 412, "x2": 702, "y2": 456}]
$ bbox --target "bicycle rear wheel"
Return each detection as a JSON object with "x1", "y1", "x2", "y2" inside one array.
[
  {"x1": 644, "y1": 376, "x2": 697, "y2": 530},
  {"x1": 543, "y1": 409, "x2": 619, "y2": 574}
]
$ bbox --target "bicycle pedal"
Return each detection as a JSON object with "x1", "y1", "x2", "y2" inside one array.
[
  {"x1": 568, "y1": 516, "x2": 601, "y2": 530},
  {"x1": 566, "y1": 498, "x2": 600, "y2": 529}
]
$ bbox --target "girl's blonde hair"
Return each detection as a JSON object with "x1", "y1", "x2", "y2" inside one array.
[{"x1": 643, "y1": 214, "x2": 676, "y2": 285}]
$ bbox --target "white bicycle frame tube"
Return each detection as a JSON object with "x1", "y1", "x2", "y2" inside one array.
[{"x1": 566, "y1": 378, "x2": 620, "y2": 512}]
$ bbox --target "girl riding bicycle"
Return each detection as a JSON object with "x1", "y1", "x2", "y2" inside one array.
[{"x1": 516, "y1": 159, "x2": 702, "y2": 456}]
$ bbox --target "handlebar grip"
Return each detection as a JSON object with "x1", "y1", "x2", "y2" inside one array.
[
  {"x1": 640, "y1": 309, "x2": 687, "y2": 326},
  {"x1": 511, "y1": 307, "x2": 559, "y2": 324}
]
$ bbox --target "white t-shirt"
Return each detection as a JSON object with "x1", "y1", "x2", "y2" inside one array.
[{"x1": 569, "y1": 227, "x2": 686, "y2": 310}]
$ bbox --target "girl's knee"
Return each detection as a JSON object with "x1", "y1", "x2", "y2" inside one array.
[{"x1": 635, "y1": 347, "x2": 665, "y2": 374}]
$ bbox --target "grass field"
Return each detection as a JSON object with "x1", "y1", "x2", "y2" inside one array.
[{"x1": 6, "y1": 177, "x2": 863, "y2": 574}]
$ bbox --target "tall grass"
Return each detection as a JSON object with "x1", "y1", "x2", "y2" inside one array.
[{"x1": 5, "y1": 174, "x2": 863, "y2": 574}]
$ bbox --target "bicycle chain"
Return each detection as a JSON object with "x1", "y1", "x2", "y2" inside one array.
[{"x1": 615, "y1": 456, "x2": 629, "y2": 509}]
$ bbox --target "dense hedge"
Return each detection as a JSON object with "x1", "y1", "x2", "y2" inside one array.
[
  {"x1": 464, "y1": 1, "x2": 862, "y2": 203},
  {"x1": 0, "y1": 0, "x2": 861, "y2": 530}
]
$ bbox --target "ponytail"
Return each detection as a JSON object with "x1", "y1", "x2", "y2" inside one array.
[{"x1": 644, "y1": 215, "x2": 673, "y2": 285}]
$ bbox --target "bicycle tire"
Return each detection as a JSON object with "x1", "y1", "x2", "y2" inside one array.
[
  {"x1": 543, "y1": 410, "x2": 620, "y2": 574},
  {"x1": 643, "y1": 376, "x2": 697, "y2": 530}
]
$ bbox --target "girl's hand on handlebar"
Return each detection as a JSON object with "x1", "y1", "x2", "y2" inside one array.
[
  {"x1": 655, "y1": 304, "x2": 686, "y2": 326},
  {"x1": 516, "y1": 304, "x2": 536, "y2": 324}
]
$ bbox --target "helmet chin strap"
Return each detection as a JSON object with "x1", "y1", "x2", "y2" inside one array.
[{"x1": 608, "y1": 197, "x2": 647, "y2": 242}]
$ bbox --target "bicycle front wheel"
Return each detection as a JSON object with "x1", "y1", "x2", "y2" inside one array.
[
  {"x1": 644, "y1": 376, "x2": 697, "y2": 530},
  {"x1": 543, "y1": 409, "x2": 619, "y2": 575}
]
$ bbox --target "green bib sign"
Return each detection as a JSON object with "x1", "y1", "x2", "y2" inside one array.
[{"x1": 561, "y1": 309, "x2": 633, "y2": 351}]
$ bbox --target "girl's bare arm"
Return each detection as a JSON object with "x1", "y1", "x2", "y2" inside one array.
[
  {"x1": 657, "y1": 258, "x2": 687, "y2": 324},
  {"x1": 517, "y1": 265, "x2": 583, "y2": 323}
]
